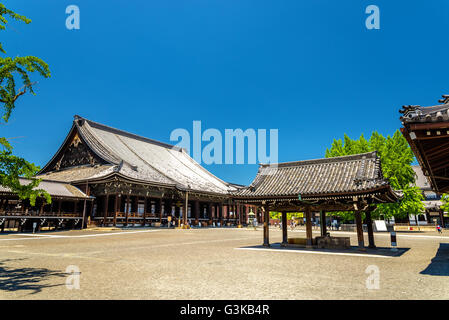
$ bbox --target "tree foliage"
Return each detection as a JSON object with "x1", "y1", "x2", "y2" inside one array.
[
  {"x1": 0, "y1": 3, "x2": 51, "y2": 205},
  {"x1": 325, "y1": 130, "x2": 424, "y2": 220}
]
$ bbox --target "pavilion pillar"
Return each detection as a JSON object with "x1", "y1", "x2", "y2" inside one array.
[
  {"x1": 281, "y1": 211, "x2": 288, "y2": 247},
  {"x1": 355, "y1": 210, "x2": 365, "y2": 251},
  {"x1": 305, "y1": 206, "x2": 313, "y2": 247},
  {"x1": 320, "y1": 210, "x2": 327, "y2": 237},
  {"x1": 103, "y1": 195, "x2": 109, "y2": 227},
  {"x1": 366, "y1": 207, "x2": 376, "y2": 249},
  {"x1": 263, "y1": 203, "x2": 270, "y2": 247},
  {"x1": 58, "y1": 200, "x2": 62, "y2": 216},
  {"x1": 439, "y1": 210, "x2": 445, "y2": 228}
]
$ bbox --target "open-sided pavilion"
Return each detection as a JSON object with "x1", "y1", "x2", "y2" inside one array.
[{"x1": 233, "y1": 152, "x2": 401, "y2": 250}]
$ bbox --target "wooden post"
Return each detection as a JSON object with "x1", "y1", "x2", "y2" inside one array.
[
  {"x1": 355, "y1": 210, "x2": 365, "y2": 250},
  {"x1": 58, "y1": 199, "x2": 62, "y2": 216},
  {"x1": 366, "y1": 208, "x2": 376, "y2": 249},
  {"x1": 81, "y1": 199, "x2": 87, "y2": 230},
  {"x1": 194, "y1": 200, "x2": 200, "y2": 225},
  {"x1": 125, "y1": 195, "x2": 130, "y2": 227},
  {"x1": 236, "y1": 204, "x2": 240, "y2": 226},
  {"x1": 208, "y1": 203, "x2": 213, "y2": 225},
  {"x1": 103, "y1": 195, "x2": 109, "y2": 227},
  {"x1": 113, "y1": 194, "x2": 119, "y2": 227},
  {"x1": 320, "y1": 210, "x2": 327, "y2": 237},
  {"x1": 142, "y1": 196, "x2": 147, "y2": 227},
  {"x1": 281, "y1": 211, "x2": 288, "y2": 247},
  {"x1": 263, "y1": 203, "x2": 270, "y2": 247},
  {"x1": 184, "y1": 192, "x2": 189, "y2": 226},
  {"x1": 159, "y1": 198, "x2": 163, "y2": 223},
  {"x1": 305, "y1": 206, "x2": 313, "y2": 247}
]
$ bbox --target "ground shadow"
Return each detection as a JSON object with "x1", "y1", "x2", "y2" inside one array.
[
  {"x1": 420, "y1": 243, "x2": 449, "y2": 276},
  {"x1": 0, "y1": 258, "x2": 67, "y2": 294},
  {"x1": 238, "y1": 243, "x2": 409, "y2": 257}
]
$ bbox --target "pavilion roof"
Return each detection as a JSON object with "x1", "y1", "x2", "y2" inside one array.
[
  {"x1": 233, "y1": 152, "x2": 399, "y2": 202},
  {"x1": 0, "y1": 178, "x2": 91, "y2": 200}
]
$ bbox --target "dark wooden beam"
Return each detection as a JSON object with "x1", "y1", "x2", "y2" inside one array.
[
  {"x1": 281, "y1": 211, "x2": 288, "y2": 247},
  {"x1": 263, "y1": 203, "x2": 270, "y2": 247},
  {"x1": 355, "y1": 210, "x2": 365, "y2": 251}
]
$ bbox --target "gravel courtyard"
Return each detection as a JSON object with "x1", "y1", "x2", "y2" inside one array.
[{"x1": 0, "y1": 227, "x2": 448, "y2": 300}]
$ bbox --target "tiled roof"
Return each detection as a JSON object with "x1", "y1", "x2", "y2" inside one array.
[
  {"x1": 0, "y1": 178, "x2": 91, "y2": 199},
  {"x1": 39, "y1": 116, "x2": 235, "y2": 194},
  {"x1": 234, "y1": 152, "x2": 396, "y2": 199},
  {"x1": 400, "y1": 95, "x2": 449, "y2": 123}
]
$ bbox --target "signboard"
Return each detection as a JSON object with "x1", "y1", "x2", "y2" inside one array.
[{"x1": 374, "y1": 220, "x2": 387, "y2": 232}]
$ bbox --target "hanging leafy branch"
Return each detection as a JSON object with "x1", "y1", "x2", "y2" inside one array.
[{"x1": 0, "y1": 3, "x2": 51, "y2": 205}]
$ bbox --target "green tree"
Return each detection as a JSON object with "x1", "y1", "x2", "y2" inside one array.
[
  {"x1": 325, "y1": 130, "x2": 424, "y2": 220},
  {"x1": 0, "y1": 4, "x2": 51, "y2": 205}
]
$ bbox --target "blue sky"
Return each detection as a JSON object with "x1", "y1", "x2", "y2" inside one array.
[{"x1": 2, "y1": 0, "x2": 449, "y2": 185}]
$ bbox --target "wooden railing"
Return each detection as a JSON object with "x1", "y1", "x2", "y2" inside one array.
[{"x1": 0, "y1": 211, "x2": 82, "y2": 218}]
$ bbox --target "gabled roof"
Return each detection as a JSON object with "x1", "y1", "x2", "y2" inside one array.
[
  {"x1": 233, "y1": 152, "x2": 398, "y2": 201},
  {"x1": 0, "y1": 178, "x2": 91, "y2": 200},
  {"x1": 38, "y1": 115, "x2": 235, "y2": 194}
]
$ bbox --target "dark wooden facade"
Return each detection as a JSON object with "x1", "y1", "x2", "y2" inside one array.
[{"x1": 400, "y1": 95, "x2": 449, "y2": 194}]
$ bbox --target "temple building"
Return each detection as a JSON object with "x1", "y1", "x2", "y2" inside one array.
[
  {"x1": 400, "y1": 95, "x2": 449, "y2": 194},
  {"x1": 234, "y1": 152, "x2": 401, "y2": 249},
  {"x1": 32, "y1": 115, "x2": 259, "y2": 228},
  {"x1": 400, "y1": 94, "x2": 449, "y2": 227}
]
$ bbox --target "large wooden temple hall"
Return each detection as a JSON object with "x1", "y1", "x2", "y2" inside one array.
[{"x1": 35, "y1": 115, "x2": 255, "y2": 229}]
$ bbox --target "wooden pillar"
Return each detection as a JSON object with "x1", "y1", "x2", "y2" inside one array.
[
  {"x1": 208, "y1": 203, "x2": 213, "y2": 224},
  {"x1": 439, "y1": 210, "x2": 445, "y2": 228},
  {"x1": 103, "y1": 195, "x2": 109, "y2": 227},
  {"x1": 355, "y1": 210, "x2": 365, "y2": 250},
  {"x1": 366, "y1": 208, "x2": 376, "y2": 249},
  {"x1": 281, "y1": 211, "x2": 288, "y2": 247},
  {"x1": 236, "y1": 204, "x2": 240, "y2": 226},
  {"x1": 263, "y1": 203, "x2": 270, "y2": 247},
  {"x1": 159, "y1": 198, "x2": 163, "y2": 223},
  {"x1": 320, "y1": 210, "x2": 327, "y2": 237},
  {"x1": 113, "y1": 194, "x2": 119, "y2": 227},
  {"x1": 58, "y1": 199, "x2": 62, "y2": 216},
  {"x1": 142, "y1": 196, "x2": 147, "y2": 227},
  {"x1": 125, "y1": 195, "x2": 130, "y2": 227},
  {"x1": 184, "y1": 192, "x2": 189, "y2": 226},
  {"x1": 305, "y1": 206, "x2": 313, "y2": 247},
  {"x1": 194, "y1": 200, "x2": 200, "y2": 225}
]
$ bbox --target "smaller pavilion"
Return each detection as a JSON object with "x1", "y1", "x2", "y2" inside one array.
[{"x1": 233, "y1": 152, "x2": 401, "y2": 250}]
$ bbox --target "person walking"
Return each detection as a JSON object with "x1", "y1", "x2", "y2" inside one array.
[{"x1": 437, "y1": 224, "x2": 442, "y2": 234}]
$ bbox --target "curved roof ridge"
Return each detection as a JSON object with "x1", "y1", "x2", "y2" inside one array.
[
  {"x1": 74, "y1": 115, "x2": 183, "y2": 151},
  {"x1": 260, "y1": 151, "x2": 377, "y2": 168}
]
